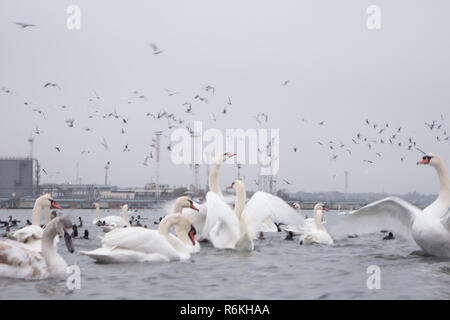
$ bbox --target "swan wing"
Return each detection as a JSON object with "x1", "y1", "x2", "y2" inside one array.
[
  {"x1": 203, "y1": 192, "x2": 240, "y2": 247},
  {"x1": 101, "y1": 228, "x2": 178, "y2": 256},
  {"x1": 241, "y1": 191, "x2": 305, "y2": 240},
  {"x1": 441, "y1": 210, "x2": 450, "y2": 230},
  {"x1": 0, "y1": 240, "x2": 48, "y2": 279},
  {"x1": 13, "y1": 225, "x2": 43, "y2": 242},
  {"x1": 330, "y1": 196, "x2": 420, "y2": 242},
  {"x1": 99, "y1": 216, "x2": 128, "y2": 227}
]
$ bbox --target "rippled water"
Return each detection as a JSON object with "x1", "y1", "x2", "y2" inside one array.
[{"x1": 0, "y1": 208, "x2": 449, "y2": 300}]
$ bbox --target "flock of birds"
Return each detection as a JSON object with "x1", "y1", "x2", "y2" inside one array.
[
  {"x1": 1, "y1": 21, "x2": 449, "y2": 282},
  {"x1": 0, "y1": 151, "x2": 449, "y2": 280},
  {"x1": 6, "y1": 20, "x2": 450, "y2": 185}
]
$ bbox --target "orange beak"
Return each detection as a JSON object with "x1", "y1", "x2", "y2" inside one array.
[
  {"x1": 190, "y1": 203, "x2": 199, "y2": 211},
  {"x1": 323, "y1": 207, "x2": 329, "y2": 211},
  {"x1": 417, "y1": 158, "x2": 429, "y2": 165},
  {"x1": 229, "y1": 153, "x2": 236, "y2": 157},
  {"x1": 188, "y1": 230, "x2": 196, "y2": 245},
  {"x1": 51, "y1": 201, "x2": 62, "y2": 209}
]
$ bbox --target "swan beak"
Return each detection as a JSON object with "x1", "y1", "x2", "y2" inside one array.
[
  {"x1": 91, "y1": 204, "x2": 95, "y2": 208},
  {"x1": 188, "y1": 227, "x2": 196, "y2": 245},
  {"x1": 64, "y1": 230, "x2": 74, "y2": 253},
  {"x1": 51, "y1": 200, "x2": 62, "y2": 209},
  {"x1": 417, "y1": 159, "x2": 429, "y2": 165},
  {"x1": 190, "y1": 203, "x2": 199, "y2": 211},
  {"x1": 323, "y1": 207, "x2": 329, "y2": 211}
]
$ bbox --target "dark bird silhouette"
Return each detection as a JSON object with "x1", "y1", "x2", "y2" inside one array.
[
  {"x1": 14, "y1": 22, "x2": 36, "y2": 28},
  {"x1": 44, "y1": 82, "x2": 61, "y2": 90}
]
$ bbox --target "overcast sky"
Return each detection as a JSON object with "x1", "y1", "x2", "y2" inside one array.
[{"x1": 1, "y1": 0, "x2": 450, "y2": 195}]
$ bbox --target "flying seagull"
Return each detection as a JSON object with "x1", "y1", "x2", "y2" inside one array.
[
  {"x1": 149, "y1": 43, "x2": 163, "y2": 55},
  {"x1": 100, "y1": 137, "x2": 109, "y2": 150},
  {"x1": 44, "y1": 82, "x2": 61, "y2": 90},
  {"x1": 14, "y1": 22, "x2": 36, "y2": 28}
]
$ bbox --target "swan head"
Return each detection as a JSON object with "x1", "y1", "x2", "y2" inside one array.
[
  {"x1": 228, "y1": 179, "x2": 244, "y2": 190},
  {"x1": 314, "y1": 202, "x2": 329, "y2": 212},
  {"x1": 175, "y1": 196, "x2": 199, "y2": 211},
  {"x1": 216, "y1": 152, "x2": 236, "y2": 164},
  {"x1": 39, "y1": 194, "x2": 62, "y2": 209},
  {"x1": 417, "y1": 152, "x2": 443, "y2": 168},
  {"x1": 122, "y1": 204, "x2": 129, "y2": 212},
  {"x1": 91, "y1": 203, "x2": 100, "y2": 209},
  {"x1": 291, "y1": 202, "x2": 301, "y2": 210},
  {"x1": 51, "y1": 215, "x2": 74, "y2": 253}
]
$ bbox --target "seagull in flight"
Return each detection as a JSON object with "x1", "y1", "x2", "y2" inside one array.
[
  {"x1": 123, "y1": 144, "x2": 131, "y2": 152},
  {"x1": 31, "y1": 109, "x2": 46, "y2": 119},
  {"x1": 14, "y1": 22, "x2": 36, "y2": 28},
  {"x1": 100, "y1": 137, "x2": 109, "y2": 150},
  {"x1": 44, "y1": 82, "x2": 61, "y2": 90},
  {"x1": 65, "y1": 118, "x2": 75, "y2": 128},
  {"x1": 204, "y1": 85, "x2": 215, "y2": 95},
  {"x1": 165, "y1": 88, "x2": 180, "y2": 96},
  {"x1": 149, "y1": 43, "x2": 163, "y2": 55}
]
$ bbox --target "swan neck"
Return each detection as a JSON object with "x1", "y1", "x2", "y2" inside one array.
[
  {"x1": 122, "y1": 207, "x2": 130, "y2": 226},
  {"x1": 435, "y1": 162, "x2": 450, "y2": 204},
  {"x1": 41, "y1": 223, "x2": 58, "y2": 261},
  {"x1": 234, "y1": 184, "x2": 246, "y2": 219},
  {"x1": 31, "y1": 201, "x2": 41, "y2": 225},
  {"x1": 43, "y1": 205, "x2": 51, "y2": 224},
  {"x1": 95, "y1": 206, "x2": 100, "y2": 220},
  {"x1": 158, "y1": 215, "x2": 179, "y2": 236},
  {"x1": 314, "y1": 209, "x2": 325, "y2": 230},
  {"x1": 208, "y1": 161, "x2": 222, "y2": 196},
  {"x1": 173, "y1": 202, "x2": 183, "y2": 214}
]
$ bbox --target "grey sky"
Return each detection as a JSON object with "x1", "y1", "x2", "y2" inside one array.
[{"x1": 1, "y1": 0, "x2": 450, "y2": 194}]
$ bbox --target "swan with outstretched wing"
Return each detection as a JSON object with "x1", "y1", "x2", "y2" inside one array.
[
  {"x1": 203, "y1": 179, "x2": 304, "y2": 251},
  {"x1": 330, "y1": 153, "x2": 450, "y2": 257}
]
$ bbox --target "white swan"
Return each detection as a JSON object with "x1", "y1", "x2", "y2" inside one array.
[
  {"x1": 330, "y1": 153, "x2": 450, "y2": 257},
  {"x1": 299, "y1": 203, "x2": 333, "y2": 245},
  {"x1": 283, "y1": 202, "x2": 329, "y2": 237},
  {"x1": 208, "y1": 152, "x2": 236, "y2": 197},
  {"x1": 12, "y1": 194, "x2": 62, "y2": 252},
  {"x1": 203, "y1": 179, "x2": 304, "y2": 250},
  {"x1": 80, "y1": 214, "x2": 199, "y2": 263},
  {"x1": 169, "y1": 196, "x2": 200, "y2": 251},
  {"x1": 0, "y1": 216, "x2": 74, "y2": 280},
  {"x1": 176, "y1": 152, "x2": 236, "y2": 240},
  {"x1": 92, "y1": 202, "x2": 101, "y2": 224},
  {"x1": 97, "y1": 204, "x2": 130, "y2": 232}
]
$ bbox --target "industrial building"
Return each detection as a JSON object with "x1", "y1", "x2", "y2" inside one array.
[{"x1": 0, "y1": 157, "x2": 39, "y2": 199}]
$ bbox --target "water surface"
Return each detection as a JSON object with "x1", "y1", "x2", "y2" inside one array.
[{"x1": 0, "y1": 209, "x2": 449, "y2": 299}]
